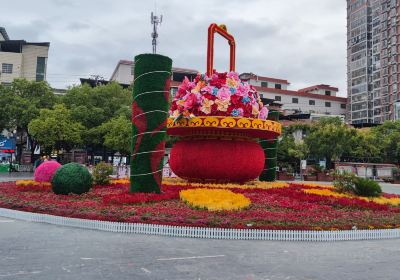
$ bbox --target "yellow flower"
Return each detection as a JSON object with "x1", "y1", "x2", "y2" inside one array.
[
  {"x1": 171, "y1": 110, "x2": 180, "y2": 118},
  {"x1": 180, "y1": 188, "x2": 251, "y2": 211},
  {"x1": 301, "y1": 182, "x2": 334, "y2": 189},
  {"x1": 252, "y1": 104, "x2": 259, "y2": 116},
  {"x1": 302, "y1": 188, "x2": 400, "y2": 206},
  {"x1": 15, "y1": 180, "x2": 51, "y2": 188},
  {"x1": 200, "y1": 98, "x2": 214, "y2": 114},
  {"x1": 192, "y1": 81, "x2": 205, "y2": 93},
  {"x1": 365, "y1": 196, "x2": 400, "y2": 206},
  {"x1": 111, "y1": 178, "x2": 130, "y2": 185},
  {"x1": 215, "y1": 98, "x2": 230, "y2": 112},
  {"x1": 162, "y1": 177, "x2": 289, "y2": 190},
  {"x1": 303, "y1": 188, "x2": 349, "y2": 198},
  {"x1": 226, "y1": 78, "x2": 238, "y2": 88}
]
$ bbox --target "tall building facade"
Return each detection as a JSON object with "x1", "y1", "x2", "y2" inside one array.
[
  {"x1": 0, "y1": 27, "x2": 49, "y2": 85},
  {"x1": 347, "y1": 0, "x2": 400, "y2": 125}
]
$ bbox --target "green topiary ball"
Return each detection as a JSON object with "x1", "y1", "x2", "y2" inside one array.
[{"x1": 52, "y1": 163, "x2": 93, "y2": 195}]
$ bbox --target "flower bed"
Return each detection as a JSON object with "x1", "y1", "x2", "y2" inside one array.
[
  {"x1": 0, "y1": 180, "x2": 400, "y2": 230},
  {"x1": 180, "y1": 188, "x2": 251, "y2": 211}
]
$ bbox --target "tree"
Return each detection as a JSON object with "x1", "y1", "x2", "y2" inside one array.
[
  {"x1": 288, "y1": 142, "x2": 309, "y2": 159},
  {"x1": 278, "y1": 126, "x2": 303, "y2": 172},
  {"x1": 369, "y1": 120, "x2": 400, "y2": 164},
  {"x1": 61, "y1": 82, "x2": 131, "y2": 162},
  {"x1": 349, "y1": 128, "x2": 381, "y2": 163},
  {"x1": 28, "y1": 104, "x2": 84, "y2": 155},
  {"x1": 0, "y1": 85, "x2": 14, "y2": 131},
  {"x1": 305, "y1": 117, "x2": 356, "y2": 168},
  {"x1": 0, "y1": 79, "x2": 56, "y2": 163},
  {"x1": 99, "y1": 115, "x2": 131, "y2": 161}
]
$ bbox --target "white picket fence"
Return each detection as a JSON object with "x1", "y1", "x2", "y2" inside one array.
[{"x1": 0, "y1": 207, "x2": 399, "y2": 241}]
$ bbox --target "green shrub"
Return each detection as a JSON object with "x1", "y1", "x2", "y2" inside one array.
[
  {"x1": 93, "y1": 161, "x2": 113, "y2": 185},
  {"x1": 353, "y1": 177, "x2": 382, "y2": 197},
  {"x1": 52, "y1": 163, "x2": 93, "y2": 195},
  {"x1": 333, "y1": 171, "x2": 357, "y2": 194},
  {"x1": 393, "y1": 168, "x2": 400, "y2": 180}
]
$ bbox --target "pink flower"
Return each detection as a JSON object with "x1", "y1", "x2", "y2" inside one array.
[
  {"x1": 201, "y1": 85, "x2": 214, "y2": 95},
  {"x1": 183, "y1": 93, "x2": 198, "y2": 110},
  {"x1": 227, "y1": 72, "x2": 239, "y2": 81},
  {"x1": 34, "y1": 161, "x2": 61, "y2": 182},
  {"x1": 217, "y1": 87, "x2": 231, "y2": 101},
  {"x1": 236, "y1": 83, "x2": 249, "y2": 97},
  {"x1": 259, "y1": 106, "x2": 269, "y2": 120},
  {"x1": 176, "y1": 77, "x2": 193, "y2": 98}
]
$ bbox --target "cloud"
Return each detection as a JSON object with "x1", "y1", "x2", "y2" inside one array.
[
  {"x1": 1, "y1": 0, "x2": 347, "y2": 96},
  {"x1": 66, "y1": 22, "x2": 91, "y2": 31}
]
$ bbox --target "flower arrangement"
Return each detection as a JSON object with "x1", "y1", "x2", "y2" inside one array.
[
  {"x1": 179, "y1": 188, "x2": 251, "y2": 211},
  {"x1": 169, "y1": 71, "x2": 268, "y2": 120},
  {"x1": 34, "y1": 161, "x2": 61, "y2": 182}
]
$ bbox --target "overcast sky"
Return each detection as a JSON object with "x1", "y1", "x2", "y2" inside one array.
[{"x1": 2, "y1": 0, "x2": 347, "y2": 96}]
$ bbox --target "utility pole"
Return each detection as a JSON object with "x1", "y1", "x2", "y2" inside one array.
[{"x1": 151, "y1": 12, "x2": 162, "y2": 54}]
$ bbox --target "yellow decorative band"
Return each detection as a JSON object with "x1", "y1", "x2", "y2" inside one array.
[{"x1": 167, "y1": 117, "x2": 282, "y2": 135}]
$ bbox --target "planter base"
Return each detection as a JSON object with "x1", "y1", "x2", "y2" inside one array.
[{"x1": 170, "y1": 138, "x2": 265, "y2": 183}]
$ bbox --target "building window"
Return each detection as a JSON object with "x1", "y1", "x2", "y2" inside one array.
[
  {"x1": 275, "y1": 96, "x2": 281, "y2": 101},
  {"x1": 325, "y1": 90, "x2": 331, "y2": 96},
  {"x1": 261, "y1": 81, "x2": 268, "y2": 87},
  {"x1": 309, "y1": 100, "x2": 315, "y2": 105},
  {"x1": 292, "y1": 98, "x2": 299, "y2": 104},
  {"x1": 325, "y1": 102, "x2": 331, "y2": 107},
  {"x1": 341, "y1": 103, "x2": 346, "y2": 109},
  {"x1": 275, "y1": 84, "x2": 282, "y2": 89},
  {"x1": 36, "y1": 57, "x2": 46, "y2": 81},
  {"x1": 131, "y1": 65, "x2": 134, "y2": 76},
  {"x1": 1, "y1": 63, "x2": 13, "y2": 74}
]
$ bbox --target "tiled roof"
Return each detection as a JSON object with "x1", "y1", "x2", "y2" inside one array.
[
  {"x1": 298, "y1": 84, "x2": 339, "y2": 92},
  {"x1": 243, "y1": 73, "x2": 290, "y2": 85}
]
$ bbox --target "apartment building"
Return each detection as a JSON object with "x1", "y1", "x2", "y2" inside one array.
[
  {"x1": 240, "y1": 73, "x2": 347, "y2": 116},
  {"x1": 110, "y1": 59, "x2": 198, "y2": 91},
  {"x1": 0, "y1": 27, "x2": 49, "y2": 84},
  {"x1": 347, "y1": 0, "x2": 400, "y2": 125}
]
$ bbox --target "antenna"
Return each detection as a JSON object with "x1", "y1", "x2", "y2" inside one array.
[{"x1": 151, "y1": 11, "x2": 163, "y2": 54}]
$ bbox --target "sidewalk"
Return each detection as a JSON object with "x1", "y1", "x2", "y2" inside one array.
[{"x1": 0, "y1": 172, "x2": 33, "y2": 182}]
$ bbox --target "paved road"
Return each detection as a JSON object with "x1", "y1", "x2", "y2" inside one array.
[{"x1": 0, "y1": 216, "x2": 399, "y2": 280}]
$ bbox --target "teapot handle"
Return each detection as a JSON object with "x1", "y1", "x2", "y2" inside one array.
[{"x1": 207, "y1": 23, "x2": 236, "y2": 76}]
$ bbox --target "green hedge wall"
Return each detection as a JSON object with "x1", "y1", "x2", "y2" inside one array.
[{"x1": 130, "y1": 54, "x2": 172, "y2": 193}]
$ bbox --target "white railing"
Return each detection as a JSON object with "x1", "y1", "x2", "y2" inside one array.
[{"x1": 0, "y1": 208, "x2": 399, "y2": 241}]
